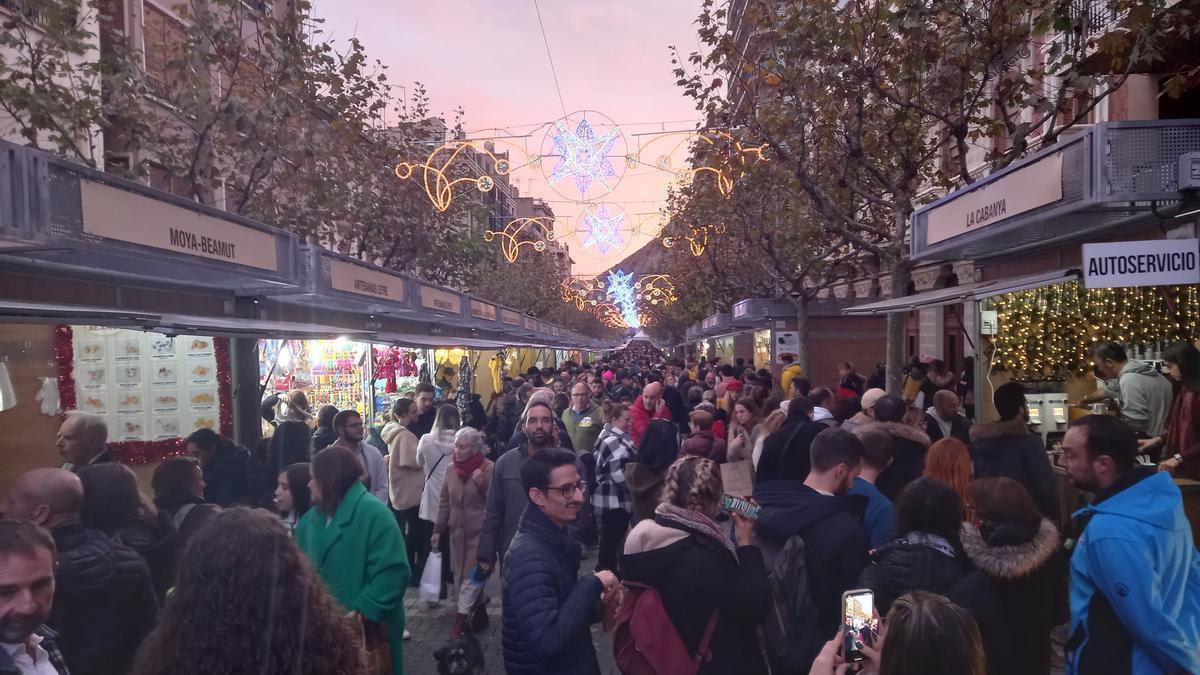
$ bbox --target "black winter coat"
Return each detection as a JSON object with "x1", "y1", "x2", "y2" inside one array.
[
  {"x1": 961, "y1": 519, "x2": 1069, "y2": 675},
  {"x1": 664, "y1": 385, "x2": 690, "y2": 434},
  {"x1": 924, "y1": 412, "x2": 972, "y2": 445},
  {"x1": 49, "y1": 522, "x2": 158, "y2": 675},
  {"x1": 859, "y1": 534, "x2": 1008, "y2": 674},
  {"x1": 201, "y1": 445, "x2": 249, "y2": 507},
  {"x1": 850, "y1": 422, "x2": 931, "y2": 501},
  {"x1": 969, "y1": 419, "x2": 1060, "y2": 520},
  {"x1": 753, "y1": 480, "x2": 870, "y2": 633},
  {"x1": 621, "y1": 518, "x2": 771, "y2": 675},
  {"x1": 115, "y1": 510, "x2": 178, "y2": 602},
  {"x1": 756, "y1": 419, "x2": 827, "y2": 482},
  {"x1": 312, "y1": 425, "x2": 338, "y2": 452},
  {"x1": 502, "y1": 505, "x2": 604, "y2": 675}
]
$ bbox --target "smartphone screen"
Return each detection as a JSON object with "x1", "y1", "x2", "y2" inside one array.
[
  {"x1": 720, "y1": 494, "x2": 760, "y2": 519},
  {"x1": 842, "y1": 589, "x2": 876, "y2": 662}
]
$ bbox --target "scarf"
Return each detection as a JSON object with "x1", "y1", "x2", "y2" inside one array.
[
  {"x1": 453, "y1": 450, "x2": 484, "y2": 482},
  {"x1": 654, "y1": 502, "x2": 737, "y2": 556},
  {"x1": 898, "y1": 531, "x2": 957, "y2": 558}
]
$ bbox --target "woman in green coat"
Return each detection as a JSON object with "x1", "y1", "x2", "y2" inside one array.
[{"x1": 297, "y1": 445, "x2": 410, "y2": 675}]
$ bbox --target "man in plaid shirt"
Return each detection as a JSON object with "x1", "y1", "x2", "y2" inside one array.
[
  {"x1": 0, "y1": 520, "x2": 70, "y2": 675},
  {"x1": 591, "y1": 404, "x2": 635, "y2": 572}
]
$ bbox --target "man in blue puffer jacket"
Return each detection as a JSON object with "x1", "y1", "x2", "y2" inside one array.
[
  {"x1": 1060, "y1": 415, "x2": 1200, "y2": 675},
  {"x1": 501, "y1": 446, "x2": 618, "y2": 675}
]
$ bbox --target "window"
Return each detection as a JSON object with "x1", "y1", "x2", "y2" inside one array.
[{"x1": 143, "y1": 4, "x2": 186, "y2": 93}]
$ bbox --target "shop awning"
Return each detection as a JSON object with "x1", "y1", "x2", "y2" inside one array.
[
  {"x1": 0, "y1": 141, "x2": 299, "y2": 293},
  {"x1": 911, "y1": 120, "x2": 1200, "y2": 262},
  {"x1": 843, "y1": 268, "x2": 1081, "y2": 315},
  {"x1": 150, "y1": 314, "x2": 374, "y2": 339},
  {"x1": 0, "y1": 299, "x2": 162, "y2": 325}
]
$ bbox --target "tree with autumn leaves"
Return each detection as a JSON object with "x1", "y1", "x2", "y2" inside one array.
[
  {"x1": 0, "y1": 0, "x2": 608, "y2": 333},
  {"x1": 672, "y1": 0, "x2": 1193, "y2": 390}
]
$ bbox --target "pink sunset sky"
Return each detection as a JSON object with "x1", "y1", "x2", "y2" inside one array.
[{"x1": 313, "y1": 0, "x2": 706, "y2": 277}]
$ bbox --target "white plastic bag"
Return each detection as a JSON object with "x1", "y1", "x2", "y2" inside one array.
[{"x1": 419, "y1": 552, "x2": 442, "y2": 602}]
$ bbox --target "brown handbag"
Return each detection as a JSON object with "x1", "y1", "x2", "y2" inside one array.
[{"x1": 346, "y1": 613, "x2": 392, "y2": 675}]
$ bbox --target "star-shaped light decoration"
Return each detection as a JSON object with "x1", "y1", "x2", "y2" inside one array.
[
  {"x1": 549, "y1": 117, "x2": 620, "y2": 195},
  {"x1": 605, "y1": 269, "x2": 640, "y2": 329},
  {"x1": 579, "y1": 206, "x2": 627, "y2": 257}
]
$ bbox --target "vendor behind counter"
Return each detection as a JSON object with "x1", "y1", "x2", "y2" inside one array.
[{"x1": 1076, "y1": 341, "x2": 1173, "y2": 441}]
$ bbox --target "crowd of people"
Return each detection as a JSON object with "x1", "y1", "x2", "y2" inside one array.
[{"x1": 0, "y1": 343, "x2": 1195, "y2": 674}]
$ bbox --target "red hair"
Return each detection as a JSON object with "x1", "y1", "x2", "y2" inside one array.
[{"x1": 923, "y1": 438, "x2": 973, "y2": 516}]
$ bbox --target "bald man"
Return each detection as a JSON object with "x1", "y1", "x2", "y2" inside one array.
[
  {"x1": 56, "y1": 411, "x2": 112, "y2": 471},
  {"x1": 924, "y1": 389, "x2": 972, "y2": 444},
  {"x1": 630, "y1": 381, "x2": 672, "y2": 446},
  {"x1": 2, "y1": 469, "x2": 157, "y2": 675}
]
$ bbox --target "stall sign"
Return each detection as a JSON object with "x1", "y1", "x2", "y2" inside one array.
[
  {"x1": 501, "y1": 309, "x2": 522, "y2": 326},
  {"x1": 80, "y1": 181, "x2": 278, "y2": 271},
  {"x1": 329, "y1": 259, "x2": 404, "y2": 300},
  {"x1": 775, "y1": 331, "x2": 799, "y2": 363},
  {"x1": 419, "y1": 285, "x2": 461, "y2": 314},
  {"x1": 925, "y1": 153, "x2": 1063, "y2": 245},
  {"x1": 470, "y1": 300, "x2": 497, "y2": 321},
  {"x1": 1082, "y1": 239, "x2": 1200, "y2": 289}
]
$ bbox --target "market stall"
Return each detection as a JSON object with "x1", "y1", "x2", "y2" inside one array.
[{"x1": 61, "y1": 325, "x2": 232, "y2": 463}]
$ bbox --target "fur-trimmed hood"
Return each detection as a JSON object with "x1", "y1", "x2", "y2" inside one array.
[
  {"x1": 852, "y1": 421, "x2": 931, "y2": 449},
  {"x1": 969, "y1": 418, "x2": 1032, "y2": 443},
  {"x1": 623, "y1": 517, "x2": 689, "y2": 555},
  {"x1": 961, "y1": 518, "x2": 1060, "y2": 580}
]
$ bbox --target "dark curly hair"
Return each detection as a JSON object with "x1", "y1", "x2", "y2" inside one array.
[{"x1": 131, "y1": 507, "x2": 365, "y2": 675}]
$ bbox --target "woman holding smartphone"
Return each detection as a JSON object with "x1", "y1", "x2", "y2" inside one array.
[
  {"x1": 621, "y1": 455, "x2": 770, "y2": 674},
  {"x1": 727, "y1": 396, "x2": 762, "y2": 464}
]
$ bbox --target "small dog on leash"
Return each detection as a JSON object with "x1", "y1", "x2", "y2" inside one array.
[{"x1": 432, "y1": 632, "x2": 485, "y2": 675}]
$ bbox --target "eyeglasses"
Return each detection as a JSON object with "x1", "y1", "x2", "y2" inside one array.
[{"x1": 546, "y1": 481, "x2": 586, "y2": 499}]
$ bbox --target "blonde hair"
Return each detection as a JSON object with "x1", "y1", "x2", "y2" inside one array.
[
  {"x1": 660, "y1": 456, "x2": 723, "y2": 518},
  {"x1": 760, "y1": 409, "x2": 786, "y2": 436}
]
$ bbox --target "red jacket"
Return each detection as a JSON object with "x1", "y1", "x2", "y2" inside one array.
[{"x1": 630, "y1": 395, "x2": 672, "y2": 447}]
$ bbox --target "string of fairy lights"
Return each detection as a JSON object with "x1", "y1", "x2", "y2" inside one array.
[
  {"x1": 988, "y1": 281, "x2": 1200, "y2": 379},
  {"x1": 393, "y1": 110, "x2": 766, "y2": 327}
]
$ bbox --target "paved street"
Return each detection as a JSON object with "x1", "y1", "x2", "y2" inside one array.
[{"x1": 402, "y1": 549, "x2": 618, "y2": 675}]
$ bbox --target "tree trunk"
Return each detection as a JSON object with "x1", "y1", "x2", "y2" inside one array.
[
  {"x1": 885, "y1": 261, "x2": 912, "y2": 395},
  {"x1": 794, "y1": 294, "x2": 811, "y2": 377}
]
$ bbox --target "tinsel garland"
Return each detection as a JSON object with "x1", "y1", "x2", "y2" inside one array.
[
  {"x1": 214, "y1": 336, "x2": 233, "y2": 439},
  {"x1": 989, "y1": 281, "x2": 1200, "y2": 379},
  {"x1": 54, "y1": 325, "x2": 233, "y2": 464},
  {"x1": 457, "y1": 354, "x2": 472, "y2": 416},
  {"x1": 54, "y1": 325, "x2": 76, "y2": 411}
]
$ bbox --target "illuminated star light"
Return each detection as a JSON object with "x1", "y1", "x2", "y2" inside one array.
[
  {"x1": 550, "y1": 118, "x2": 620, "y2": 195},
  {"x1": 581, "y1": 206, "x2": 627, "y2": 256},
  {"x1": 605, "y1": 269, "x2": 640, "y2": 329}
]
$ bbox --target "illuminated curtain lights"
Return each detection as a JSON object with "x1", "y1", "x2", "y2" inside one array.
[{"x1": 988, "y1": 281, "x2": 1200, "y2": 379}]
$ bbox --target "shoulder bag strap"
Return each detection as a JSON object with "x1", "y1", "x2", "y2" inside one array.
[
  {"x1": 425, "y1": 451, "x2": 449, "y2": 486},
  {"x1": 172, "y1": 503, "x2": 197, "y2": 531},
  {"x1": 694, "y1": 609, "x2": 721, "y2": 664}
]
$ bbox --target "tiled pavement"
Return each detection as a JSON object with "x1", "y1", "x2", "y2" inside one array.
[{"x1": 400, "y1": 549, "x2": 618, "y2": 675}]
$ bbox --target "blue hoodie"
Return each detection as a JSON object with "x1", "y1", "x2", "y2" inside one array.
[{"x1": 1066, "y1": 468, "x2": 1200, "y2": 675}]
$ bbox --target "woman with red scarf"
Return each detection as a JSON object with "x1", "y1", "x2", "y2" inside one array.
[
  {"x1": 432, "y1": 426, "x2": 494, "y2": 637},
  {"x1": 1141, "y1": 341, "x2": 1200, "y2": 479}
]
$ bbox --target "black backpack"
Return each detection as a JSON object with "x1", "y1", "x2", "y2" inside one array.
[{"x1": 762, "y1": 534, "x2": 825, "y2": 674}]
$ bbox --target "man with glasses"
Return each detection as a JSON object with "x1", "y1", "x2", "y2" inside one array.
[
  {"x1": 330, "y1": 410, "x2": 388, "y2": 502},
  {"x1": 501, "y1": 447, "x2": 617, "y2": 674},
  {"x1": 478, "y1": 401, "x2": 567, "y2": 575}
]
